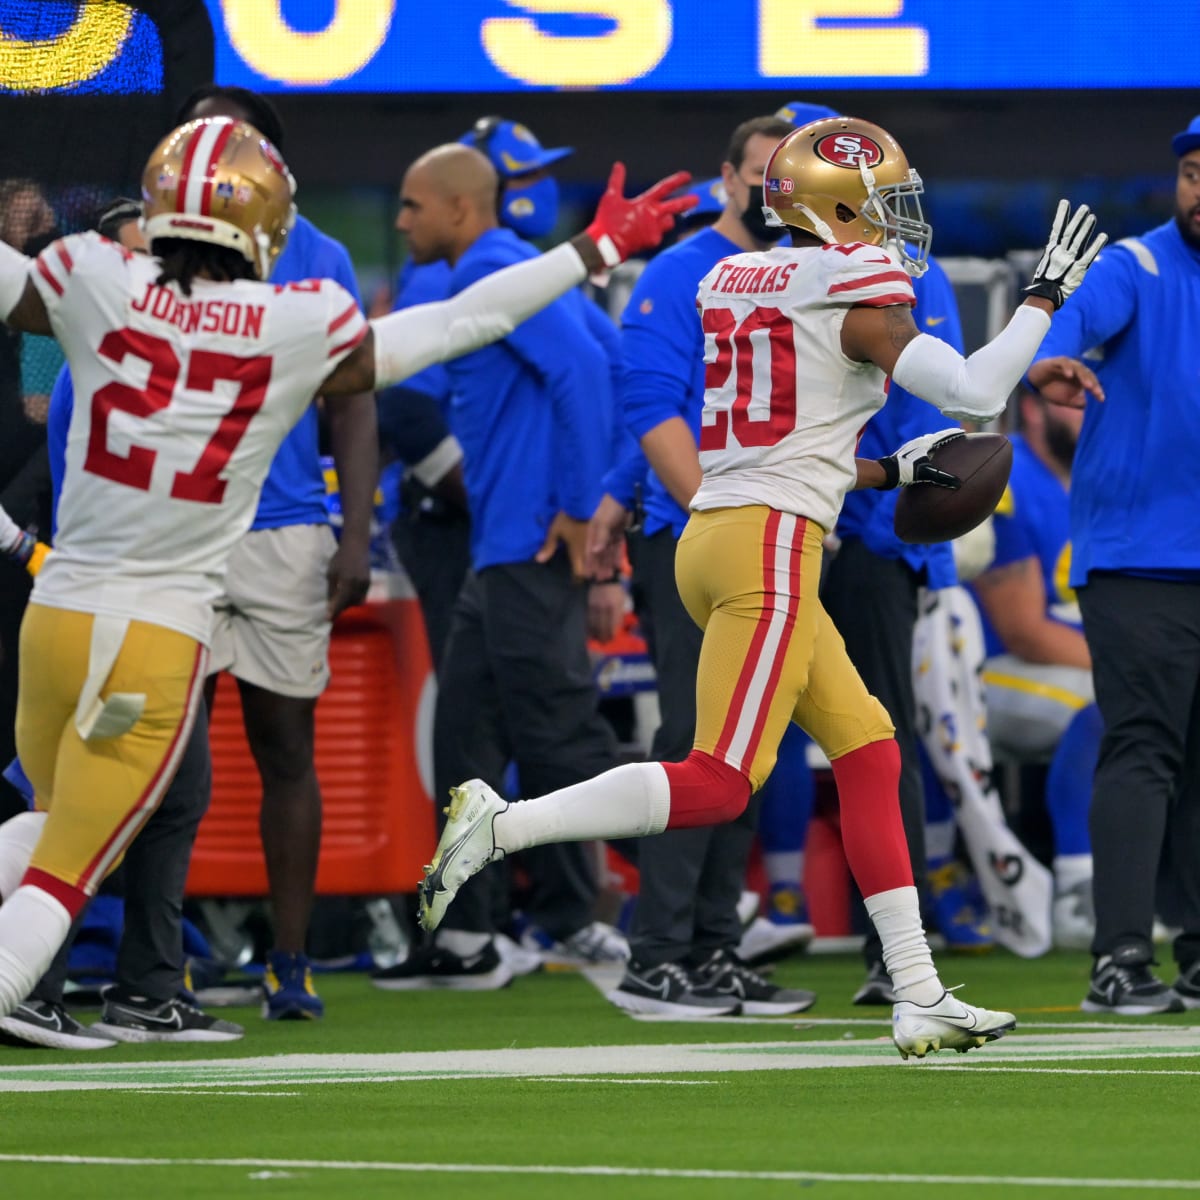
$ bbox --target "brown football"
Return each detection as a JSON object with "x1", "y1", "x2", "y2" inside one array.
[{"x1": 893, "y1": 432, "x2": 1013, "y2": 545}]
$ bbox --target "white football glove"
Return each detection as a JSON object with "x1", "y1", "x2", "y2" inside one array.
[
  {"x1": 1024, "y1": 200, "x2": 1108, "y2": 310},
  {"x1": 877, "y1": 429, "x2": 965, "y2": 489}
]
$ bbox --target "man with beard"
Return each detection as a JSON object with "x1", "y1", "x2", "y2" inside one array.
[
  {"x1": 1027, "y1": 115, "x2": 1200, "y2": 1015},
  {"x1": 971, "y1": 388, "x2": 1100, "y2": 950}
]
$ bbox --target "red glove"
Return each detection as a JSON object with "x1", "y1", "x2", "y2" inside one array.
[{"x1": 585, "y1": 163, "x2": 697, "y2": 268}]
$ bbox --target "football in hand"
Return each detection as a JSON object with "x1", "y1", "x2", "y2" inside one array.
[{"x1": 893, "y1": 432, "x2": 1013, "y2": 545}]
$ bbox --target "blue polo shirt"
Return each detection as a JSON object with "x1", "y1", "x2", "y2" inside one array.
[
  {"x1": 445, "y1": 228, "x2": 612, "y2": 570},
  {"x1": 1033, "y1": 222, "x2": 1200, "y2": 585},
  {"x1": 619, "y1": 227, "x2": 742, "y2": 537},
  {"x1": 836, "y1": 255, "x2": 961, "y2": 588},
  {"x1": 252, "y1": 213, "x2": 363, "y2": 531}
]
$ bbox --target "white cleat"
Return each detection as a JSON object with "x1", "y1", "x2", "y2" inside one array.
[
  {"x1": 418, "y1": 780, "x2": 507, "y2": 931},
  {"x1": 891, "y1": 989, "x2": 1017, "y2": 1060}
]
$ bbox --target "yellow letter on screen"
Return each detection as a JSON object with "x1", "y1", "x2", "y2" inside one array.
[
  {"x1": 482, "y1": 0, "x2": 672, "y2": 87},
  {"x1": 223, "y1": 0, "x2": 395, "y2": 86},
  {"x1": 759, "y1": 0, "x2": 928, "y2": 77},
  {"x1": 0, "y1": 1, "x2": 133, "y2": 91}
]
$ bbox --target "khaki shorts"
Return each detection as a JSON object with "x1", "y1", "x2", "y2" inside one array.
[{"x1": 209, "y1": 524, "x2": 337, "y2": 699}]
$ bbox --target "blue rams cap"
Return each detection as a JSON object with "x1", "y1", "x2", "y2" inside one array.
[
  {"x1": 679, "y1": 176, "x2": 728, "y2": 220},
  {"x1": 774, "y1": 100, "x2": 841, "y2": 127},
  {"x1": 1172, "y1": 114, "x2": 1200, "y2": 158},
  {"x1": 460, "y1": 116, "x2": 574, "y2": 178}
]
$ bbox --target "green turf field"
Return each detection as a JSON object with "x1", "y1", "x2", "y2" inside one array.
[{"x1": 1, "y1": 950, "x2": 1197, "y2": 1199}]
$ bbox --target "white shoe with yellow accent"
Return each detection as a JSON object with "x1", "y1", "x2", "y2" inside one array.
[
  {"x1": 892, "y1": 989, "x2": 1016, "y2": 1060},
  {"x1": 418, "y1": 779, "x2": 507, "y2": 931}
]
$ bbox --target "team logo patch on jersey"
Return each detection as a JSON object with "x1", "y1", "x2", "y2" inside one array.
[
  {"x1": 815, "y1": 132, "x2": 883, "y2": 169},
  {"x1": 640, "y1": 298, "x2": 654, "y2": 315}
]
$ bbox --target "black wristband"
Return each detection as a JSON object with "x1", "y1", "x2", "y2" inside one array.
[
  {"x1": 1022, "y1": 280, "x2": 1063, "y2": 310},
  {"x1": 875, "y1": 455, "x2": 900, "y2": 490},
  {"x1": 590, "y1": 575, "x2": 621, "y2": 586}
]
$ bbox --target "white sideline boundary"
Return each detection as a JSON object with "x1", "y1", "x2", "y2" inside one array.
[{"x1": 0, "y1": 1153, "x2": 1197, "y2": 1190}]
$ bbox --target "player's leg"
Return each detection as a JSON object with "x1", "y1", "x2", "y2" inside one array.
[
  {"x1": 0, "y1": 609, "x2": 205, "y2": 1016},
  {"x1": 417, "y1": 507, "x2": 819, "y2": 929},
  {"x1": 218, "y1": 525, "x2": 334, "y2": 1019},
  {"x1": 795, "y1": 605, "x2": 1016, "y2": 1055}
]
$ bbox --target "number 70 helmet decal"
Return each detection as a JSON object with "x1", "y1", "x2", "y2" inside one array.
[{"x1": 762, "y1": 116, "x2": 932, "y2": 277}]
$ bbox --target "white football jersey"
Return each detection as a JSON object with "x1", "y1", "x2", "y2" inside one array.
[
  {"x1": 691, "y1": 241, "x2": 916, "y2": 532},
  {"x1": 28, "y1": 232, "x2": 367, "y2": 644}
]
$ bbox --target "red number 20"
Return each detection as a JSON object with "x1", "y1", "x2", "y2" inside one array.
[
  {"x1": 84, "y1": 328, "x2": 272, "y2": 504},
  {"x1": 699, "y1": 306, "x2": 797, "y2": 452}
]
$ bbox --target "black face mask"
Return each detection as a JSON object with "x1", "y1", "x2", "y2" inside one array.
[
  {"x1": 1044, "y1": 417, "x2": 1078, "y2": 471},
  {"x1": 740, "y1": 186, "x2": 789, "y2": 244},
  {"x1": 22, "y1": 228, "x2": 62, "y2": 257}
]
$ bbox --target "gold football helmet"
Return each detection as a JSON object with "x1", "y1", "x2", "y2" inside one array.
[
  {"x1": 141, "y1": 117, "x2": 296, "y2": 279},
  {"x1": 762, "y1": 117, "x2": 931, "y2": 276}
]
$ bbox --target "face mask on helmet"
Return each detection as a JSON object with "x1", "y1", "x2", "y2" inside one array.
[
  {"x1": 762, "y1": 118, "x2": 933, "y2": 276},
  {"x1": 502, "y1": 175, "x2": 559, "y2": 239},
  {"x1": 858, "y1": 166, "x2": 931, "y2": 277}
]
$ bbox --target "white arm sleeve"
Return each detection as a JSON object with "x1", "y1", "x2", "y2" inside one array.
[
  {"x1": 0, "y1": 503, "x2": 22, "y2": 555},
  {"x1": 372, "y1": 241, "x2": 588, "y2": 388},
  {"x1": 0, "y1": 239, "x2": 32, "y2": 321},
  {"x1": 410, "y1": 434, "x2": 463, "y2": 489},
  {"x1": 892, "y1": 304, "x2": 1052, "y2": 422}
]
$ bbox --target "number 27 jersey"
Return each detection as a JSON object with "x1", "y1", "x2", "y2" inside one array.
[
  {"x1": 28, "y1": 232, "x2": 367, "y2": 645},
  {"x1": 691, "y1": 242, "x2": 916, "y2": 532}
]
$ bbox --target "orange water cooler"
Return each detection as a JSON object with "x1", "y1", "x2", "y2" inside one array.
[{"x1": 186, "y1": 589, "x2": 437, "y2": 898}]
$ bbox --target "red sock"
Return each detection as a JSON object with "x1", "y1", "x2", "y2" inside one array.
[
  {"x1": 663, "y1": 751, "x2": 751, "y2": 829},
  {"x1": 21, "y1": 867, "x2": 89, "y2": 919},
  {"x1": 831, "y1": 739, "x2": 913, "y2": 897}
]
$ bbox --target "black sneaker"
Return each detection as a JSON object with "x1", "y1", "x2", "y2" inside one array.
[
  {"x1": 1082, "y1": 953, "x2": 1185, "y2": 1015},
  {"x1": 371, "y1": 940, "x2": 512, "y2": 991},
  {"x1": 852, "y1": 960, "x2": 897, "y2": 1006},
  {"x1": 1170, "y1": 960, "x2": 1200, "y2": 1011},
  {"x1": 608, "y1": 959, "x2": 740, "y2": 1018},
  {"x1": 691, "y1": 949, "x2": 816, "y2": 1016},
  {"x1": 0, "y1": 1000, "x2": 117, "y2": 1051},
  {"x1": 93, "y1": 989, "x2": 245, "y2": 1043}
]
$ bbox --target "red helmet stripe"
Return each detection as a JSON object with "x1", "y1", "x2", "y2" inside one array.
[
  {"x1": 176, "y1": 125, "x2": 205, "y2": 214},
  {"x1": 200, "y1": 120, "x2": 237, "y2": 217}
]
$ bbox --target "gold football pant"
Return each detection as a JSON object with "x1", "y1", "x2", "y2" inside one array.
[
  {"x1": 675, "y1": 506, "x2": 894, "y2": 791},
  {"x1": 15, "y1": 604, "x2": 207, "y2": 897}
]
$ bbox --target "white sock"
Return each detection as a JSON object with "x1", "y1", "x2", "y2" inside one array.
[
  {"x1": 436, "y1": 929, "x2": 490, "y2": 957},
  {"x1": 864, "y1": 885, "x2": 943, "y2": 1005},
  {"x1": 0, "y1": 884, "x2": 72, "y2": 1016},
  {"x1": 495, "y1": 762, "x2": 671, "y2": 855},
  {"x1": 763, "y1": 851, "x2": 804, "y2": 889},
  {"x1": 0, "y1": 811, "x2": 47, "y2": 901},
  {"x1": 924, "y1": 819, "x2": 957, "y2": 863},
  {"x1": 1054, "y1": 853, "x2": 1093, "y2": 893}
]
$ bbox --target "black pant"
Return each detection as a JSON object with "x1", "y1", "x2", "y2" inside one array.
[
  {"x1": 35, "y1": 704, "x2": 213, "y2": 1004},
  {"x1": 626, "y1": 529, "x2": 761, "y2": 966},
  {"x1": 1078, "y1": 573, "x2": 1200, "y2": 967},
  {"x1": 391, "y1": 507, "x2": 471, "y2": 669},
  {"x1": 433, "y1": 558, "x2": 617, "y2": 939},
  {"x1": 820, "y1": 537, "x2": 925, "y2": 967}
]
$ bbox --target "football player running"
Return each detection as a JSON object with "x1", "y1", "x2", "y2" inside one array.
[
  {"x1": 0, "y1": 116, "x2": 695, "y2": 1018},
  {"x1": 420, "y1": 117, "x2": 1107, "y2": 1059}
]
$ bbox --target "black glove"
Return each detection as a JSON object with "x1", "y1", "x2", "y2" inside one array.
[{"x1": 876, "y1": 430, "x2": 964, "y2": 490}]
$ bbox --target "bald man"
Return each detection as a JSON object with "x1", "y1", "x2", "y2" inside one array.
[{"x1": 373, "y1": 144, "x2": 627, "y2": 990}]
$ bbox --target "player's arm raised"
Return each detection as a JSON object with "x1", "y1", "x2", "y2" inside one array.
[
  {"x1": 320, "y1": 164, "x2": 695, "y2": 398},
  {"x1": 841, "y1": 200, "x2": 1106, "y2": 423},
  {"x1": 0, "y1": 241, "x2": 50, "y2": 335}
]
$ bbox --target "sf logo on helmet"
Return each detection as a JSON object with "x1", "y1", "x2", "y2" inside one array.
[{"x1": 816, "y1": 133, "x2": 884, "y2": 169}]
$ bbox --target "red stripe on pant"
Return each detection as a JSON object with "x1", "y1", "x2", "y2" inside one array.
[{"x1": 713, "y1": 510, "x2": 782, "y2": 765}]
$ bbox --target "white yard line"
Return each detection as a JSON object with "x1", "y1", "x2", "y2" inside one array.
[{"x1": 0, "y1": 1153, "x2": 1197, "y2": 1190}]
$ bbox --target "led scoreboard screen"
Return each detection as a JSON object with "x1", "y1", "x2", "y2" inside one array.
[{"x1": 0, "y1": 1, "x2": 1196, "y2": 95}]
